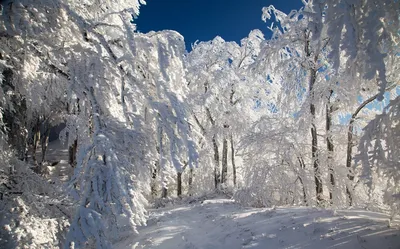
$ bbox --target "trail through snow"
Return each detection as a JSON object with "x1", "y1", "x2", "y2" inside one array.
[{"x1": 118, "y1": 198, "x2": 400, "y2": 249}]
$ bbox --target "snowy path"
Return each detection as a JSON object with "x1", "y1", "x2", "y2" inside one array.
[
  {"x1": 31, "y1": 139, "x2": 72, "y2": 181},
  {"x1": 118, "y1": 199, "x2": 400, "y2": 249},
  {"x1": 45, "y1": 139, "x2": 72, "y2": 181}
]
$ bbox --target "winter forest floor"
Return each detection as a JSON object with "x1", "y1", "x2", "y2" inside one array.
[{"x1": 117, "y1": 198, "x2": 400, "y2": 249}]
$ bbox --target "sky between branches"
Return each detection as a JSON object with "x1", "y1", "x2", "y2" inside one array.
[{"x1": 135, "y1": 0, "x2": 303, "y2": 50}]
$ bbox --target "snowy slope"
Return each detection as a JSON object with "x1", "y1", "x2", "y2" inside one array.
[{"x1": 117, "y1": 199, "x2": 400, "y2": 249}]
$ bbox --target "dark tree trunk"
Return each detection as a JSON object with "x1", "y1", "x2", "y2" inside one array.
[
  {"x1": 205, "y1": 107, "x2": 220, "y2": 190},
  {"x1": 177, "y1": 171, "x2": 182, "y2": 197},
  {"x1": 162, "y1": 186, "x2": 168, "y2": 199},
  {"x1": 310, "y1": 80, "x2": 323, "y2": 203},
  {"x1": 41, "y1": 125, "x2": 50, "y2": 164},
  {"x1": 221, "y1": 137, "x2": 228, "y2": 184},
  {"x1": 230, "y1": 134, "x2": 236, "y2": 186},
  {"x1": 68, "y1": 139, "x2": 78, "y2": 167},
  {"x1": 32, "y1": 121, "x2": 41, "y2": 165},
  {"x1": 188, "y1": 168, "x2": 193, "y2": 196},
  {"x1": 67, "y1": 99, "x2": 80, "y2": 168},
  {"x1": 213, "y1": 136, "x2": 220, "y2": 189},
  {"x1": 305, "y1": 30, "x2": 323, "y2": 204},
  {"x1": 326, "y1": 90, "x2": 335, "y2": 204},
  {"x1": 228, "y1": 87, "x2": 238, "y2": 187}
]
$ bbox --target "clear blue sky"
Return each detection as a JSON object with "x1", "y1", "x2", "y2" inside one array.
[{"x1": 135, "y1": 0, "x2": 304, "y2": 50}]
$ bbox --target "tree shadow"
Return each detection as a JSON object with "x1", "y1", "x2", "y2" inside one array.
[{"x1": 122, "y1": 202, "x2": 400, "y2": 249}]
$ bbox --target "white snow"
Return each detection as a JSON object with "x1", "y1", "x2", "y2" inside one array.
[{"x1": 117, "y1": 198, "x2": 400, "y2": 249}]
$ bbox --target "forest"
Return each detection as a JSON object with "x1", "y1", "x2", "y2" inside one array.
[{"x1": 0, "y1": 0, "x2": 399, "y2": 248}]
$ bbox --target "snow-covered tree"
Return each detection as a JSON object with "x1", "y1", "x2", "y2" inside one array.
[
  {"x1": 186, "y1": 33, "x2": 261, "y2": 191},
  {"x1": 357, "y1": 95, "x2": 400, "y2": 219},
  {"x1": 1, "y1": 0, "x2": 199, "y2": 247}
]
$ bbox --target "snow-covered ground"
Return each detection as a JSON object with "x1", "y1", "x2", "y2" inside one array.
[
  {"x1": 45, "y1": 139, "x2": 72, "y2": 182},
  {"x1": 29, "y1": 139, "x2": 72, "y2": 182},
  {"x1": 118, "y1": 198, "x2": 400, "y2": 249}
]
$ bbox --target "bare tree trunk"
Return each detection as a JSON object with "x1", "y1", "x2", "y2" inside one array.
[
  {"x1": 67, "y1": 98, "x2": 80, "y2": 168},
  {"x1": 162, "y1": 187, "x2": 168, "y2": 199},
  {"x1": 32, "y1": 121, "x2": 41, "y2": 166},
  {"x1": 213, "y1": 136, "x2": 220, "y2": 189},
  {"x1": 188, "y1": 168, "x2": 193, "y2": 196},
  {"x1": 230, "y1": 134, "x2": 236, "y2": 187},
  {"x1": 177, "y1": 171, "x2": 182, "y2": 197},
  {"x1": 221, "y1": 137, "x2": 228, "y2": 184},
  {"x1": 205, "y1": 107, "x2": 221, "y2": 190},
  {"x1": 68, "y1": 139, "x2": 78, "y2": 167},
  {"x1": 41, "y1": 125, "x2": 50, "y2": 164},
  {"x1": 326, "y1": 90, "x2": 335, "y2": 204},
  {"x1": 228, "y1": 86, "x2": 238, "y2": 187},
  {"x1": 305, "y1": 30, "x2": 323, "y2": 204},
  {"x1": 310, "y1": 79, "x2": 323, "y2": 203}
]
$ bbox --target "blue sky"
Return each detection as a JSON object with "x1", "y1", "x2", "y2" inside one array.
[{"x1": 135, "y1": 0, "x2": 303, "y2": 50}]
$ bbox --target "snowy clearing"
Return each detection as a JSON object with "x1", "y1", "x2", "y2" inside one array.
[{"x1": 118, "y1": 199, "x2": 400, "y2": 249}]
